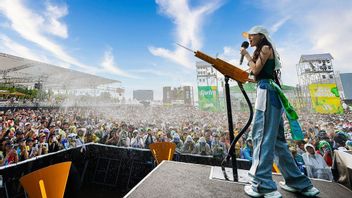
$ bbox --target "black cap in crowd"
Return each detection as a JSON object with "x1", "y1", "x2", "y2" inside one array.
[{"x1": 16, "y1": 130, "x2": 24, "y2": 135}]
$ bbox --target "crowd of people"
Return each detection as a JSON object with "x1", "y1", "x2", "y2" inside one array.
[
  {"x1": 0, "y1": 106, "x2": 351, "y2": 181},
  {"x1": 291, "y1": 112, "x2": 352, "y2": 180},
  {"x1": 1, "y1": 97, "x2": 61, "y2": 107}
]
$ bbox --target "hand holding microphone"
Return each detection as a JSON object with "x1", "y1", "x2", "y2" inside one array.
[{"x1": 240, "y1": 41, "x2": 249, "y2": 65}]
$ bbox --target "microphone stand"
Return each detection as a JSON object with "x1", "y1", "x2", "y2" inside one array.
[
  {"x1": 176, "y1": 44, "x2": 253, "y2": 182},
  {"x1": 224, "y1": 76, "x2": 237, "y2": 181},
  {"x1": 223, "y1": 76, "x2": 253, "y2": 182}
]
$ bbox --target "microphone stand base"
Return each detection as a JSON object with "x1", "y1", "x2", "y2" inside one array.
[{"x1": 209, "y1": 166, "x2": 250, "y2": 183}]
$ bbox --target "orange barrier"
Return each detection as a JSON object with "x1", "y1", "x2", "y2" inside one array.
[
  {"x1": 149, "y1": 142, "x2": 176, "y2": 165},
  {"x1": 20, "y1": 161, "x2": 71, "y2": 198}
]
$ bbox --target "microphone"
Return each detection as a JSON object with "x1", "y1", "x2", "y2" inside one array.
[{"x1": 240, "y1": 41, "x2": 249, "y2": 65}]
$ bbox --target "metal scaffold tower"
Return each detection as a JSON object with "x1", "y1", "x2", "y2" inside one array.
[
  {"x1": 196, "y1": 61, "x2": 218, "y2": 87},
  {"x1": 296, "y1": 53, "x2": 335, "y2": 111}
]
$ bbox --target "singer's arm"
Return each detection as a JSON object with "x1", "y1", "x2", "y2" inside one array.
[{"x1": 241, "y1": 45, "x2": 272, "y2": 75}]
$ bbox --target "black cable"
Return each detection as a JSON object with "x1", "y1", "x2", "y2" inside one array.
[{"x1": 221, "y1": 82, "x2": 254, "y2": 181}]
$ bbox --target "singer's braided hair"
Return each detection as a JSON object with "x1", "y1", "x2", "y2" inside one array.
[{"x1": 253, "y1": 33, "x2": 282, "y2": 87}]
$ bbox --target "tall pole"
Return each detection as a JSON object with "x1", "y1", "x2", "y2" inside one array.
[{"x1": 224, "y1": 76, "x2": 238, "y2": 181}]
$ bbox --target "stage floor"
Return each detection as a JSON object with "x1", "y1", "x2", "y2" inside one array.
[{"x1": 124, "y1": 161, "x2": 352, "y2": 198}]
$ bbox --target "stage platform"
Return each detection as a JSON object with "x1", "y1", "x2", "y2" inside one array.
[{"x1": 124, "y1": 161, "x2": 352, "y2": 198}]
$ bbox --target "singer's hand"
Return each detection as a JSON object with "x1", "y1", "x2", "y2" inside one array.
[
  {"x1": 248, "y1": 78, "x2": 257, "y2": 83},
  {"x1": 240, "y1": 48, "x2": 248, "y2": 56}
]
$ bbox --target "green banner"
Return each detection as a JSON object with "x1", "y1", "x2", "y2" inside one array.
[{"x1": 198, "y1": 86, "x2": 219, "y2": 112}]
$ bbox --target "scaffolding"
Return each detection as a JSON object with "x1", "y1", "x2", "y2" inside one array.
[
  {"x1": 196, "y1": 61, "x2": 218, "y2": 87},
  {"x1": 296, "y1": 53, "x2": 335, "y2": 112}
]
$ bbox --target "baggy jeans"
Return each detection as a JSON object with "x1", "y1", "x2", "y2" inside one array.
[{"x1": 248, "y1": 79, "x2": 313, "y2": 193}]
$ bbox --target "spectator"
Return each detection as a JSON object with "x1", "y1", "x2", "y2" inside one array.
[
  {"x1": 2, "y1": 141, "x2": 18, "y2": 165},
  {"x1": 117, "y1": 130, "x2": 130, "y2": 147},
  {"x1": 333, "y1": 132, "x2": 348, "y2": 151},
  {"x1": 180, "y1": 127, "x2": 189, "y2": 142},
  {"x1": 171, "y1": 133, "x2": 183, "y2": 153},
  {"x1": 77, "y1": 128, "x2": 86, "y2": 143},
  {"x1": 182, "y1": 135, "x2": 195, "y2": 153},
  {"x1": 220, "y1": 134, "x2": 230, "y2": 153},
  {"x1": 15, "y1": 130, "x2": 25, "y2": 143},
  {"x1": 85, "y1": 129, "x2": 99, "y2": 143},
  {"x1": 131, "y1": 130, "x2": 144, "y2": 148},
  {"x1": 296, "y1": 140, "x2": 306, "y2": 155},
  {"x1": 204, "y1": 130, "x2": 212, "y2": 148},
  {"x1": 290, "y1": 147, "x2": 305, "y2": 174},
  {"x1": 242, "y1": 139, "x2": 253, "y2": 161},
  {"x1": 302, "y1": 143, "x2": 333, "y2": 181},
  {"x1": 192, "y1": 137, "x2": 211, "y2": 155},
  {"x1": 143, "y1": 128, "x2": 155, "y2": 149},
  {"x1": 211, "y1": 133, "x2": 226, "y2": 158},
  {"x1": 316, "y1": 140, "x2": 333, "y2": 167},
  {"x1": 26, "y1": 138, "x2": 38, "y2": 158},
  {"x1": 48, "y1": 134, "x2": 61, "y2": 152},
  {"x1": 17, "y1": 138, "x2": 28, "y2": 161},
  {"x1": 106, "y1": 131, "x2": 119, "y2": 145},
  {"x1": 36, "y1": 133, "x2": 48, "y2": 156},
  {"x1": 67, "y1": 133, "x2": 78, "y2": 148}
]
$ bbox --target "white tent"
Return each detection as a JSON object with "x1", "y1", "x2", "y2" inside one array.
[{"x1": 0, "y1": 52, "x2": 120, "y2": 90}]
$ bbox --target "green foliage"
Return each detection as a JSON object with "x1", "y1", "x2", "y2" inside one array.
[{"x1": 0, "y1": 83, "x2": 38, "y2": 98}]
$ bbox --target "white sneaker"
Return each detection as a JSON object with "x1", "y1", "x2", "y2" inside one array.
[
  {"x1": 301, "y1": 186, "x2": 320, "y2": 197},
  {"x1": 279, "y1": 181, "x2": 299, "y2": 193},
  {"x1": 279, "y1": 181, "x2": 320, "y2": 197},
  {"x1": 244, "y1": 185, "x2": 282, "y2": 198}
]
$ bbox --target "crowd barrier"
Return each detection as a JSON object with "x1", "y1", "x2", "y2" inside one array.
[{"x1": 0, "y1": 143, "x2": 251, "y2": 198}]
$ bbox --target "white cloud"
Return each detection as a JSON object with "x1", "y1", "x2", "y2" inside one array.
[
  {"x1": 305, "y1": 10, "x2": 352, "y2": 64},
  {"x1": 270, "y1": 16, "x2": 290, "y2": 34},
  {"x1": 218, "y1": 46, "x2": 240, "y2": 66},
  {"x1": 149, "y1": 0, "x2": 224, "y2": 69},
  {"x1": 129, "y1": 68, "x2": 173, "y2": 78},
  {"x1": 0, "y1": 34, "x2": 81, "y2": 70},
  {"x1": 0, "y1": 0, "x2": 90, "y2": 69},
  {"x1": 44, "y1": 1, "x2": 68, "y2": 38},
  {"x1": 101, "y1": 48, "x2": 137, "y2": 78},
  {"x1": 0, "y1": 33, "x2": 46, "y2": 61}
]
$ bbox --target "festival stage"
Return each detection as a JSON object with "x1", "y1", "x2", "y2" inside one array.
[{"x1": 124, "y1": 161, "x2": 352, "y2": 198}]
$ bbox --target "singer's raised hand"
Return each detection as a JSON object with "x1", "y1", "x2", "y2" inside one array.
[{"x1": 240, "y1": 48, "x2": 248, "y2": 56}]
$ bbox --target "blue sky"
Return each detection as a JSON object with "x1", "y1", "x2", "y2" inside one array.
[{"x1": 0, "y1": 0, "x2": 351, "y2": 100}]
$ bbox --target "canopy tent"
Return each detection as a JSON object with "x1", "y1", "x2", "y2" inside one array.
[{"x1": 0, "y1": 53, "x2": 120, "y2": 90}]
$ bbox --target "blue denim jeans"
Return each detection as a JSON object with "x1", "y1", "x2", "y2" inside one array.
[{"x1": 248, "y1": 79, "x2": 312, "y2": 193}]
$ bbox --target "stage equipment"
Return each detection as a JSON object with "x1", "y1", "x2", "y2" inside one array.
[{"x1": 178, "y1": 44, "x2": 253, "y2": 182}]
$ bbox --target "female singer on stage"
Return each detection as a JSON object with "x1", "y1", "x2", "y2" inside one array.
[{"x1": 240, "y1": 26, "x2": 320, "y2": 197}]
